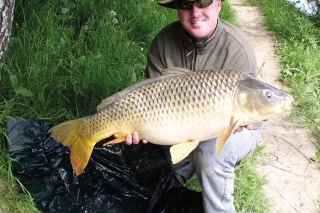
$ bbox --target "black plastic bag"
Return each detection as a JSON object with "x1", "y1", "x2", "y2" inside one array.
[
  {"x1": 147, "y1": 165, "x2": 204, "y2": 213},
  {"x1": 5, "y1": 118, "x2": 203, "y2": 213}
]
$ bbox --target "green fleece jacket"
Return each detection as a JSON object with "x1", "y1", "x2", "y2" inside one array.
[{"x1": 145, "y1": 18, "x2": 257, "y2": 78}]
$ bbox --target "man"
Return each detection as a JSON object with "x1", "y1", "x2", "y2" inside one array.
[{"x1": 121, "y1": 0, "x2": 262, "y2": 212}]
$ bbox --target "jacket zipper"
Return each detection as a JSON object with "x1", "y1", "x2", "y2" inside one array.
[
  {"x1": 192, "y1": 47, "x2": 197, "y2": 70},
  {"x1": 186, "y1": 40, "x2": 197, "y2": 70}
]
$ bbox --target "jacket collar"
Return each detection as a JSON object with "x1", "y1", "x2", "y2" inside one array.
[{"x1": 182, "y1": 18, "x2": 223, "y2": 55}]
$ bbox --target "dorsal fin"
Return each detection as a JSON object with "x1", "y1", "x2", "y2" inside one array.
[
  {"x1": 161, "y1": 67, "x2": 191, "y2": 76},
  {"x1": 97, "y1": 67, "x2": 191, "y2": 111}
]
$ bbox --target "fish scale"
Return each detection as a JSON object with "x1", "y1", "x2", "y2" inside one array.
[
  {"x1": 110, "y1": 71, "x2": 234, "y2": 140},
  {"x1": 48, "y1": 67, "x2": 293, "y2": 175}
]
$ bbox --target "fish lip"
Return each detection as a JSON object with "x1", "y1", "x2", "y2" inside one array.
[
  {"x1": 282, "y1": 100, "x2": 293, "y2": 111},
  {"x1": 283, "y1": 105, "x2": 292, "y2": 112}
]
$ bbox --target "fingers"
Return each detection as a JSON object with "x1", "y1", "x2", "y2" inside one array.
[
  {"x1": 123, "y1": 131, "x2": 148, "y2": 145},
  {"x1": 114, "y1": 133, "x2": 136, "y2": 145},
  {"x1": 233, "y1": 126, "x2": 243, "y2": 134},
  {"x1": 132, "y1": 131, "x2": 140, "y2": 144},
  {"x1": 125, "y1": 134, "x2": 133, "y2": 145},
  {"x1": 245, "y1": 124, "x2": 254, "y2": 130},
  {"x1": 233, "y1": 123, "x2": 255, "y2": 134}
]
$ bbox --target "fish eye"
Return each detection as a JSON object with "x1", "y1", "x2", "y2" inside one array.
[{"x1": 264, "y1": 90, "x2": 273, "y2": 99}]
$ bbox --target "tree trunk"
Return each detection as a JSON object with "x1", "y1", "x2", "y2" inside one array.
[{"x1": 0, "y1": 0, "x2": 15, "y2": 69}]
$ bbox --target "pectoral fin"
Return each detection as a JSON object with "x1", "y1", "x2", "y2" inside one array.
[
  {"x1": 216, "y1": 116, "x2": 241, "y2": 154},
  {"x1": 170, "y1": 140, "x2": 199, "y2": 164},
  {"x1": 103, "y1": 134, "x2": 126, "y2": 146}
]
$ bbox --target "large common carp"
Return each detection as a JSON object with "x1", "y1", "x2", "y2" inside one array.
[{"x1": 48, "y1": 67, "x2": 293, "y2": 175}]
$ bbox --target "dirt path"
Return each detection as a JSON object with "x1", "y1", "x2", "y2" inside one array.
[{"x1": 229, "y1": 0, "x2": 320, "y2": 212}]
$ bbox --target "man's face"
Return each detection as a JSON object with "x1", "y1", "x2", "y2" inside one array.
[{"x1": 177, "y1": 0, "x2": 221, "y2": 41}]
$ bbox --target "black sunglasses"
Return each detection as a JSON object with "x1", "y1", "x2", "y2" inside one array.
[{"x1": 176, "y1": 0, "x2": 214, "y2": 10}]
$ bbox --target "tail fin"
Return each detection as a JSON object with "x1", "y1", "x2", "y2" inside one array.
[{"x1": 48, "y1": 120, "x2": 95, "y2": 175}]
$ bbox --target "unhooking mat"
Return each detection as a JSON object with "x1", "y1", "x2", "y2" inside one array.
[{"x1": 5, "y1": 118, "x2": 203, "y2": 213}]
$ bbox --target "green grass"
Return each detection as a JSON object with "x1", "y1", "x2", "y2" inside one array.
[
  {"x1": 2, "y1": 0, "x2": 319, "y2": 212},
  {"x1": 0, "y1": 147, "x2": 40, "y2": 213},
  {"x1": 233, "y1": 146, "x2": 269, "y2": 213}
]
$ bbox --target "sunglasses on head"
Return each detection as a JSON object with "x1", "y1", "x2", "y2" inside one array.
[{"x1": 176, "y1": 0, "x2": 214, "y2": 10}]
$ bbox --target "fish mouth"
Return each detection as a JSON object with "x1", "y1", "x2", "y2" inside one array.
[
  {"x1": 282, "y1": 104, "x2": 292, "y2": 112},
  {"x1": 282, "y1": 95, "x2": 294, "y2": 111}
]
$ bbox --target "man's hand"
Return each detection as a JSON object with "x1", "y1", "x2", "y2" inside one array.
[
  {"x1": 113, "y1": 132, "x2": 148, "y2": 145},
  {"x1": 233, "y1": 120, "x2": 267, "y2": 134},
  {"x1": 233, "y1": 124, "x2": 254, "y2": 134}
]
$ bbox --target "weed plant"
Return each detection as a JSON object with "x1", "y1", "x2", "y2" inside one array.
[
  {"x1": 248, "y1": 0, "x2": 320, "y2": 150},
  {"x1": 0, "y1": 0, "x2": 267, "y2": 212}
]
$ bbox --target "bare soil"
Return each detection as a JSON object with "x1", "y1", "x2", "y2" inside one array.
[{"x1": 230, "y1": 0, "x2": 320, "y2": 212}]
